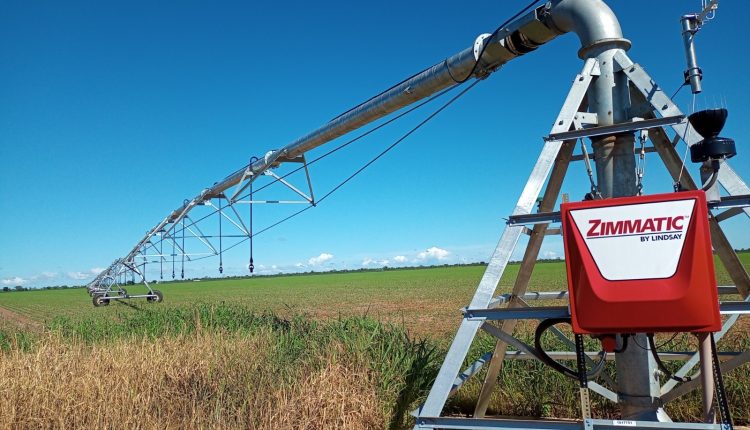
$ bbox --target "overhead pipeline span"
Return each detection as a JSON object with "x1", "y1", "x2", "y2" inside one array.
[{"x1": 108, "y1": 0, "x2": 626, "y2": 267}]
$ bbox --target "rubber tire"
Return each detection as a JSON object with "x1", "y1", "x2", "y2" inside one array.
[
  {"x1": 93, "y1": 295, "x2": 110, "y2": 307},
  {"x1": 146, "y1": 290, "x2": 163, "y2": 303}
]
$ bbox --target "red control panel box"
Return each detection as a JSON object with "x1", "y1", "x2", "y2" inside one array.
[{"x1": 561, "y1": 190, "x2": 720, "y2": 334}]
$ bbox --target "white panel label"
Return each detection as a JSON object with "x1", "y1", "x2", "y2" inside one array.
[
  {"x1": 569, "y1": 199, "x2": 695, "y2": 281},
  {"x1": 612, "y1": 420, "x2": 637, "y2": 426}
]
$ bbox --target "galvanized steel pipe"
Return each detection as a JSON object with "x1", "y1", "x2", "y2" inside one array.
[{"x1": 106, "y1": 0, "x2": 632, "y2": 275}]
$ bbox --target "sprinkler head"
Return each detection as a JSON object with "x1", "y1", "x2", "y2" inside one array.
[{"x1": 688, "y1": 109, "x2": 736, "y2": 163}]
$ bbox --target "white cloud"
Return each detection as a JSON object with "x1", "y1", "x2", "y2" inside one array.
[
  {"x1": 542, "y1": 251, "x2": 559, "y2": 259},
  {"x1": 295, "y1": 262, "x2": 305, "y2": 268},
  {"x1": 90, "y1": 267, "x2": 105, "y2": 274},
  {"x1": 362, "y1": 258, "x2": 389, "y2": 267},
  {"x1": 308, "y1": 253, "x2": 333, "y2": 266},
  {"x1": 30, "y1": 271, "x2": 58, "y2": 281},
  {"x1": 67, "y1": 271, "x2": 90, "y2": 280},
  {"x1": 393, "y1": 255, "x2": 408, "y2": 263},
  {"x1": 2, "y1": 277, "x2": 28, "y2": 286},
  {"x1": 416, "y1": 246, "x2": 450, "y2": 261}
]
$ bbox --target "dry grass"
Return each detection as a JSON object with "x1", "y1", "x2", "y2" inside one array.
[{"x1": 0, "y1": 331, "x2": 385, "y2": 430}]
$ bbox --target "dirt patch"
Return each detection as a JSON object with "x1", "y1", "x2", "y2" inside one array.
[{"x1": 0, "y1": 306, "x2": 42, "y2": 331}]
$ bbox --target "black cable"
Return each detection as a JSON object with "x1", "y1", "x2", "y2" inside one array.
[
  {"x1": 613, "y1": 334, "x2": 629, "y2": 353},
  {"x1": 447, "y1": 0, "x2": 541, "y2": 84},
  {"x1": 534, "y1": 318, "x2": 607, "y2": 380},
  {"x1": 631, "y1": 333, "x2": 650, "y2": 351},
  {"x1": 647, "y1": 334, "x2": 691, "y2": 383},
  {"x1": 701, "y1": 160, "x2": 721, "y2": 192},
  {"x1": 187, "y1": 80, "x2": 479, "y2": 263},
  {"x1": 654, "y1": 332, "x2": 680, "y2": 350}
]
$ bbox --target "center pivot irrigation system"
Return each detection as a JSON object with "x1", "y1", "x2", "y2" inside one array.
[{"x1": 86, "y1": 0, "x2": 750, "y2": 428}]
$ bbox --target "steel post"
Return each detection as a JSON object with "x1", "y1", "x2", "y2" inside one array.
[
  {"x1": 583, "y1": 42, "x2": 662, "y2": 422},
  {"x1": 698, "y1": 333, "x2": 716, "y2": 423}
]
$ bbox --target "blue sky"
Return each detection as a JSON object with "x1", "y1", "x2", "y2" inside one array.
[{"x1": 2, "y1": 1, "x2": 749, "y2": 288}]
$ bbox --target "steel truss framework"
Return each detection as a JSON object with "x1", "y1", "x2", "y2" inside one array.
[
  {"x1": 78, "y1": 1, "x2": 749, "y2": 426},
  {"x1": 86, "y1": 156, "x2": 316, "y2": 305},
  {"x1": 414, "y1": 53, "x2": 750, "y2": 429}
]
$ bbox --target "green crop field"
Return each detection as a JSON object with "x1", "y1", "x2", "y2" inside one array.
[
  {"x1": 0, "y1": 264, "x2": 550, "y2": 337},
  {"x1": 1, "y1": 255, "x2": 747, "y2": 338}
]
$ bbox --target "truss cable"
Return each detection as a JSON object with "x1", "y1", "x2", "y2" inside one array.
[
  {"x1": 675, "y1": 109, "x2": 694, "y2": 191},
  {"x1": 142, "y1": 245, "x2": 147, "y2": 281},
  {"x1": 670, "y1": 82, "x2": 687, "y2": 100},
  {"x1": 187, "y1": 80, "x2": 479, "y2": 263},
  {"x1": 181, "y1": 218, "x2": 185, "y2": 279},
  {"x1": 173, "y1": 83, "x2": 463, "y2": 240},
  {"x1": 248, "y1": 156, "x2": 258, "y2": 274},
  {"x1": 159, "y1": 234, "x2": 164, "y2": 279},
  {"x1": 218, "y1": 197, "x2": 224, "y2": 274},
  {"x1": 249, "y1": 183, "x2": 255, "y2": 273},
  {"x1": 236, "y1": 83, "x2": 464, "y2": 203},
  {"x1": 322, "y1": 81, "x2": 480, "y2": 202},
  {"x1": 171, "y1": 231, "x2": 176, "y2": 279},
  {"x1": 174, "y1": 81, "x2": 465, "y2": 240}
]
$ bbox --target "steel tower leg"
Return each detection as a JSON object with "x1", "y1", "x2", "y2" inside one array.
[
  {"x1": 416, "y1": 51, "x2": 750, "y2": 430},
  {"x1": 473, "y1": 138, "x2": 577, "y2": 417},
  {"x1": 417, "y1": 58, "x2": 597, "y2": 421}
]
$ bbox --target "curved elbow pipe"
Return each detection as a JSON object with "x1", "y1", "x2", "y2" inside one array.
[{"x1": 547, "y1": 0, "x2": 631, "y2": 58}]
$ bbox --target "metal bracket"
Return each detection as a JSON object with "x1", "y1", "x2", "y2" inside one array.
[{"x1": 544, "y1": 115, "x2": 685, "y2": 142}]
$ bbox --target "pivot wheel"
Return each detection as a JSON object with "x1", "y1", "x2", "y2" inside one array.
[
  {"x1": 93, "y1": 295, "x2": 110, "y2": 307},
  {"x1": 146, "y1": 290, "x2": 163, "y2": 303}
]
